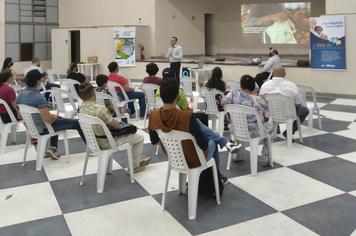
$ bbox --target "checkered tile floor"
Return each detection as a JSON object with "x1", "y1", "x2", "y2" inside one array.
[{"x1": 1, "y1": 97, "x2": 356, "y2": 236}]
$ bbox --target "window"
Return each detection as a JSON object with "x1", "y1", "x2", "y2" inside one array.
[{"x1": 5, "y1": 0, "x2": 58, "y2": 61}]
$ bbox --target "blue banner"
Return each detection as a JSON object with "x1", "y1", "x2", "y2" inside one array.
[{"x1": 310, "y1": 16, "x2": 346, "y2": 70}]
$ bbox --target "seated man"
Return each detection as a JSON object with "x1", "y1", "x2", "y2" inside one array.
[
  {"x1": 107, "y1": 62, "x2": 146, "y2": 118},
  {"x1": 96, "y1": 74, "x2": 116, "y2": 116},
  {"x1": 143, "y1": 63, "x2": 162, "y2": 86},
  {"x1": 221, "y1": 74, "x2": 271, "y2": 163},
  {"x1": 24, "y1": 57, "x2": 60, "y2": 101},
  {"x1": 78, "y1": 82, "x2": 151, "y2": 173},
  {"x1": 17, "y1": 70, "x2": 86, "y2": 160},
  {"x1": 254, "y1": 49, "x2": 281, "y2": 88},
  {"x1": 259, "y1": 65, "x2": 309, "y2": 138},
  {"x1": 148, "y1": 79, "x2": 241, "y2": 184}
]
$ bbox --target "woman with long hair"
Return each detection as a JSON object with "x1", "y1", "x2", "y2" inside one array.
[
  {"x1": 0, "y1": 70, "x2": 21, "y2": 123},
  {"x1": 1, "y1": 57, "x2": 25, "y2": 82},
  {"x1": 206, "y1": 67, "x2": 226, "y2": 93}
]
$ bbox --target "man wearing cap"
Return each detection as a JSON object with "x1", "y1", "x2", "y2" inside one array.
[{"x1": 17, "y1": 70, "x2": 86, "y2": 160}]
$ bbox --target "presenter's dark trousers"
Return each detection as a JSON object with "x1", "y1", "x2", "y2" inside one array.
[
  {"x1": 254, "y1": 72, "x2": 271, "y2": 88},
  {"x1": 170, "y1": 62, "x2": 181, "y2": 80}
]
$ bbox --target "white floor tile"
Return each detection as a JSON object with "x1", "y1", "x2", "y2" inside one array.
[
  {"x1": 277, "y1": 123, "x2": 328, "y2": 138},
  {"x1": 0, "y1": 182, "x2": 62, "y2": 228},
  {"x1": 134, "y1": 161, "x2": 179, "y2": 195},
  {"x1": 330, "y1": 98, "x2": 356, "y2": 107},
  {"x1": 43, "y1": 152, "x2": 121, "y2": 181},
  {"x1": 230, "y1": 167, "x2": 344, "y2": 211},
  {"x1": 198, "y1": 213, "x2": 318, "y2": 236},
  {"x1": 64, "y1": 196, "x2": 191, "y2": 236},
  {"x1": 319, "y1": 110, "x2": 356, "y2": 122},
  {"x1": 0, "y1": 144, "x2": 36, "y2": 165},
  {"x1": 337, "y1": 152, "x2": 356, "y2": 164},
  {"x1": 333, "y1": 122, "x2": 356, "y2": 140},
  {"x1": 349, "y1": 191, "x2": 356, "y2": 198}
]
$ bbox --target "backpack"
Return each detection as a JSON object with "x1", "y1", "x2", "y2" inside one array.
[{"x1": 198, "y1": 165, "x2": 224, "y2": 196}]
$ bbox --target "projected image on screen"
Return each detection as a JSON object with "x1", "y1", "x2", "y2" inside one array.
[{"x1": 241, "y1": 2, "x2": 311, "y2": 45}]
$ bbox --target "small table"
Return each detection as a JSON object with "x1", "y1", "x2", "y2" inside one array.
[
  {"x1": 77, "y1": 63, "x2": 99, "y2": 82},
  {"x1": 189, "y1": 68, "x2": 212, "y2": 85}
]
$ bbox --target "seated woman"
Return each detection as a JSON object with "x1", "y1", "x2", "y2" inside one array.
[
  {"x1": 0, "y1": 70, "x2": 21, "y2": 123},
  {"x1": 67, "y1": 63, "x2": 86, "y2": 83},
  {"x1": 1, "y1": 57, "x2": 25, "y2": 86},
  {"x1": 221, "y1": 74, "x2": 271, "y2": 164},
  {"x1": 143, "y1": 63, "x2": 162, "y2": 86}
]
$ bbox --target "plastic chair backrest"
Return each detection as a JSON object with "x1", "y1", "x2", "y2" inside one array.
[
  {"x1": 51, "y1": 87, "x2": 77, "y2": 116},
  {"x1": 62, "y1": 78, "x2": 80, "y2": 100},
  {"x1": 142, "y1": 83, "x2": 160, "y2": 108},
  {"x1": 181, "y1": 77, "x2": 199, "y2": 97},
  {"x1": 156, "y1": 129, "x2": 207, "y2": 171},
  {"x1": 201, "y1": 88, "x2": 224, "y2": 114},
  {"x1": 225, "y1": 104, "x2": 265, "y2": 141},
  {"x1": 107, "y1": 81, "x2": 130, "y2": 102},
  {"x1": 264, "y1": 93, "x2": 297, "y2": 122},
  {"x1": 226, "y1": 80, "x2": 240, "y2": 91},
  {"x1": 95, "y1": 91, "x2": 121, "y2": 118},
  {"x1": 78, "y1": 113, "x2": 117, "y2": 152},
  {"x1": 0, "y1": 98, "x2": 17, "y2": 125},
  {"x1": 297, "y1": 84, "x2": 318, "y2": 108},
  {"x1": 18, "y1": 104, "x2": 54, "y2": 137}
]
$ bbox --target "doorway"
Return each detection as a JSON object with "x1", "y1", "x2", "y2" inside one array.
[
  {"x1": 70, "y1": 30, "x2": 81, "y2": 63},
  {"x1": 204, "y1": 14, "x2": 215, "y2": 56}
]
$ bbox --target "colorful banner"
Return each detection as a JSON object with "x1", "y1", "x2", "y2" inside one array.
[
  {"x1": 113, "y1": 27, "x2": 136, "y2": 67},
  {"x1": 310, "y1": 15, "x2": 346, "y2": 70}
]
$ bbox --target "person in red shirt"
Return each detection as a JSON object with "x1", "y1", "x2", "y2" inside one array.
[
  {"x1": 143, "y1": 63, "x2": 162, "y2": 86},
  {"x1": 0, "y1": 70, "x2": 21, "y2": 123},
  {"x1": 107, "y1": 62, "x2": 146, "y2": 118}
]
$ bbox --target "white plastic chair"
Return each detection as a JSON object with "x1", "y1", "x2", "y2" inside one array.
[
  {"x1": 47, "y1": 69, "x2": 61, "y2": 84},
  {"x1": 0, "y1": 99, "x2": 20, "y2": 153},
  {"x1": 19, "y1": 105, "x2": 69, "y2": 171},
  {"x1": 225, "y1": 104, "x2": 273, "y2": 175},
  {"x1": 51, "y1": 87, "x2": 77, "y2": 118},
  {"x1": 200, "y1": 87, "x2": 225, "y2": 136},
  {"x1": 157, "y1": 129, "x2": 221, "y2": 220},
  {"x1": 226, "y1": 80, "x2": 240, "y2": 91},
  {"x1": 107, "y1": 81, "x2": 140, "y2": 120},
  {"x1": 142, "y1": 83, "x2": 160, "y2": 129},
  {"x1": 61, "y1": 78, "x2": 81, "y2": 102},
  {"x1": 95, "y1": 91, "x2": 130, "y2": 123},
  {"x1": 78, "y1": 113, "x2": 134, "y2": 193},
  {"x1": 297, "y1": 84, "x2": 322, "y2": 129},
  {"x1": 181, "y1": 77, "x2": 201, "y2": 112},
  {"x1": 264, "y1": 94, "x2": 303, "y2": 149}
]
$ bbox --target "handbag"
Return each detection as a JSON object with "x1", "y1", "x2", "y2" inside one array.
[{"x1": 109, "y1": 123, "x2": 137, "y2": 137}]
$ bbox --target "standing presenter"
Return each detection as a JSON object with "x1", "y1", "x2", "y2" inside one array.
[{"x1": 166, "y1": 36, "x2": 183, "y2": 80}]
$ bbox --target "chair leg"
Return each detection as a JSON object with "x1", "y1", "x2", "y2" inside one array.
[
  {"x1": 63, "y1": 132, "x2": 70, "y2": 163},
  {"x1": 297, "y1": 118, "x2": 303, "y2": 143},
  {"x1": 286, "y1": 120, "x2": 293, "y2": 149},
  {"x1": 188, "y1": 170, "x2": 200, "y2": 220},
  {"x1": 250, "y1": 138, "x2": 259, "y2": 176},
  {"x1": 317, "y1": 108, "x2": 322, "y2": 129},
  {"x1": 226, "y1": 152, "x2": 232, "y2": 170},
  {"x1": 308, "y1": 108, "x2": 314, "y2": 129},
  {"x1": 97, "y1": 152, "x2": 110, "y2": 193},
  {"x1": 218, "y1": 112, "x2": 224, "y2": 136},
  {"x1": 80, "y1": 148, "x2": 91, "y2": 186},
  {"x1": 211, "y1": 163, "x2": 221, "y2": 205},
  {"x1": 22, "y1": 134, "x2": 31, "y2": 166},
  {"x1": 107, "y1": 155, "x2": 113, "y2": 174},
  {"x1": 178, "y1": 173, "x2": 187, "y2": 194},
  {"x1": 0, "y1": 125, "x2": 10, "y2": 154},
  {"x1": 267, "y1": 136, "x2": 273, "y2": 168},
  {"x1": 272, "y1": 122, "x2": 278, "y2": 140},
  {"x1": 211, "y1": 116, "x2": 217, "y2": 131},
  {"x1": 135, "y1": 101, "x2": 139, "y2": 120},
  {"x1": 155, "y1": 145, "x2": 159, "y2": 156},
  {"x1": 11, "y1": 124, "x2": 17, "y2": 143},
  {"x1": 143, "y1": 106, "x2": 148, "y2": 129},
  {"x1": 162, "y1": 164, "x2": 171, "y2": 210},
  {"x1": 126, "y1": 146, "x2": 134, "y2": 184},
  {"x1": 35, "y1": 138, "x2": 47, "y2": 171}
]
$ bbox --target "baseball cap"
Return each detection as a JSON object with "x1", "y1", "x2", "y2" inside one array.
[{"x1": 25, "y1": 69, "x2": 46, "y2": 87}]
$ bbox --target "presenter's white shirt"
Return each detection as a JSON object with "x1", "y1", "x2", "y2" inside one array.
[
  {"x1": 23, "y1": 65, "x2": 43, "y2": 76},
  {"x1": 259, "y1": 77, "x2": 302, "y2": 104},
  {"x1": 167, "y1": 44, "x2": 183, "y2": 63},
  {"x1": 260, "y1": 55, "x2": 281, "y2": 73}
]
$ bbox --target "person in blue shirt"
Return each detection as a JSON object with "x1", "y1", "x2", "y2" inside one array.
[{"x1": 17, "y1": 70, "x2": 86, "y2": 160}]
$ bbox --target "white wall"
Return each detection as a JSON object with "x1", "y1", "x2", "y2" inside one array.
[
  {"x1": 0, "y1": 0, "x2": 5, "y2": 60},
  {"x1": 326, "y1": 0, "x2": 356, "y2": 14}
]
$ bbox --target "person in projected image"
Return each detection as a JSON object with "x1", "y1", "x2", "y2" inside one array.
[
  {"x1": 248, "y1": 4, "x2": 297, "y2": 44},
  {"x1": 314, "y1": 26, "x2": 328, "y2": 40}
]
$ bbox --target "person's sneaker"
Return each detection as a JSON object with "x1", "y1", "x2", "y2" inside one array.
[
  {"x1": 225, "y1": 141, "x2": 242, "y2": 154},
  {"x1": 221, "y1": 176, "x2": 229, "y2": 186},
  {"x1": 139, "y1": 156, "x2": 152, "y2": 167},
  {"x1": 45, "y1": 147, "x2": 60, "y2": 160},
  {"x1": 133, "y1": 165, "x2": 146, "y2": 173}
]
